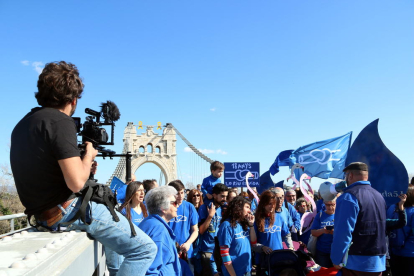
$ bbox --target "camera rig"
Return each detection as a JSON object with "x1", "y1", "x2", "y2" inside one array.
[{"x1": 73, "y1": 101, "x2": 133, "y2": 183}]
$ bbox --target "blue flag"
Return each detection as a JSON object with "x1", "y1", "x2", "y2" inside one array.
[
  {"x1": 346, "y1": 119, "x2": 408, "y2": 206},
  {"x1": 275, "y1": 180, "x2": 284, "y2": 189},
  {"x1": 290, "y1": 132, "x2": 352, "y2": 179},
  {"x1": 258, "y1": 170, "x2": 274, "y2": 195},
  {"x1": 269, "y1": 150, "x2": 294, "y2": 175},
  {"x1": 110, "y1": 176, "x2": 127, "y2": 204}
]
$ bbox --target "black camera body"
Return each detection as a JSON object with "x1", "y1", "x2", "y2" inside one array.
[{"x1": 73, "y1": 101, "x2": 120, "y2": 155}]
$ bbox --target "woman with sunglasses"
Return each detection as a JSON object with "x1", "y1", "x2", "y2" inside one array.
[
  {"x1": 188, "y1": 188, "x2": 204, "y2": 211},
  {"x1": 217, "y1": 196, "x2": 256, "y2": 276},
  {"x1": 254, "y1": 190, "x2": 289, "y2": 276},
  {"x1": 118, "y1": 181, "x2": 148, "y2": 227},
  {"x1": 139, "y1": 186, "x2": 181, "y2": 275},
  {"x1": 187, "y1": 188, "x2": 204, "y2": 275}
]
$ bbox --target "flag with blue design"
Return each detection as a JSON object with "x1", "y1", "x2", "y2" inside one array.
[
  {"x1": 110, "y1": 176, "x2": 127, "y2": 204},
  {"x1": 290, "y1": 132, "x2": 352, "y2": 179},
  {"x1": 269, "y1": 150, "x2": 294, "y2": 175},
  {"x1": 275, "y1": 180, "x2": 284, "y2": 189}
]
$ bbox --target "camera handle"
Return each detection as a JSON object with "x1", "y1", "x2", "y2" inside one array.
[{"x1": 97, "y1": 151, "x2": 132, "y2": 183}]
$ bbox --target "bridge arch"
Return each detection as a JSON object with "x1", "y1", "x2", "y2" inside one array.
[
  {"x1": 132, "y1": 156, "x2": 172, "y2": 185},
  {"x1": 108, "y1": 123, "x2": 177, "y2": 185}
]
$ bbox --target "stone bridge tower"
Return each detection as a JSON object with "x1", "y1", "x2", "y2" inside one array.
[{"x1": 107, "y1": 122, "x2": 177, "y2": 185}]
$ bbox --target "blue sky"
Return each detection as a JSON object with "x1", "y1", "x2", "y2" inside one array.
[{"x1": 0, "y1": 1, "x2": 413, "y2": 190}]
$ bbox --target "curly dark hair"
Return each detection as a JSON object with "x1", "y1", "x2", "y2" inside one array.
[
  {"x1": 36, "y1": 61, "x2": 84, "y2": 108},
  {"x1": 118, "y1": 181, "x2": 148, "y2": 221},
  {"x1": 255, "y1": 190, "x2": 276, "y2": 232},
  {"x1": 221, "y1": 196, "x2": 251, "y2": 231}
]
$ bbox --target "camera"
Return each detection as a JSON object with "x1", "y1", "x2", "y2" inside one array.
[{"x1": 73, "y1": 101, "x2": 121, "y2": 155}]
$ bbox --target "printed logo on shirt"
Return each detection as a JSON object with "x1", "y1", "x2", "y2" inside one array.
[
  {"x1": 171, "y1": 215, "x2": 187, "y2": 222},
  {"x1": 211, "y1": 215, "x2": 221, "y2": 224},
  {"x1": 134, "y1": 217, "x2": 144, "y2": 223},
  {"x1": 235, "y1": 230, "x2": 250, "y2": 240},
  {"x1": 265, "y1": 225, "x2": 282, "y2": 233},
  {"x1": 321, "y1": 220, "x2": 334, "y2": 227}
]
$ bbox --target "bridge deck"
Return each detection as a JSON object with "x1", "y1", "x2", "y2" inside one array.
[{"x1": 0, "y1": 228, "x2": 105, "y2": 276}]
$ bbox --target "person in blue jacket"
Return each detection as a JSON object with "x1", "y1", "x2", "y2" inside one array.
[
  {"x1": 218, "y1": 196, "x2": 256, "y2": 276},
  {"x1": 254, "y1": 190, "x2": 289, "y2": 276},
  {"x1": 119, "y1": 181, "x2": 148, "y2": 226},
  {"x1": 310, "y1": 198, "x2": 336, "y2": 268},
  {"x1": 139, "y1": 186, "x2": 182, "y2": 275},
  {"x1": 168, "y1": 180, "x2": 199, "y2": 274},
  {"x1": 284, "y1": 199, "x2": 301, "y2": 242},
  {"x1": 388, "y1": 187, "x2": 414, "y2": 275},
  {"x1": 201, "y1": 161, "x2": 224, "y2": 204},
  {"x1": 331, "y1": 162, "x2": 386, "y2": 275}
]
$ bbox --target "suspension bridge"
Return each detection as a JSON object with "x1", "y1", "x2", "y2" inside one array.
[{"x1": 107, "y1": 122, "x2": 215, "y2": 186}]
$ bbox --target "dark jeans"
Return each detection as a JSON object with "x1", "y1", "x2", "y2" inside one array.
[
  {"x1": 200, "y1": 252, "x2": 215, "y2": 276},
  {"x1": 389, "y1": 254, "x2": 414, "y2": 276},
  {"x1": 314, "y1": 249, "x2": 333, "y2": 268}
]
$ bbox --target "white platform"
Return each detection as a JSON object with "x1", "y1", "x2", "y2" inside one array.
[{"x1": 0, "y1": 228, "x2": 106, "y2": 276}]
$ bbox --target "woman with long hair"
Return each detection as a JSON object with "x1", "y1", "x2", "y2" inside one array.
[
  {"x1": 118, "y1": 181, "x2": 148, "y2": 226},
  {"x1": 217, "y1": 196, "x2": 256, "y2": 276},
  {"x1": 254, "y1": 190, "x2": 289, "y2": 276},
  {"x1": 188, "y1": 188, "x2": 203, "y2": 211}
]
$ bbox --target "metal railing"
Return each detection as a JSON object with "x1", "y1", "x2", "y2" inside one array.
[{"x1": 0, "y1": 213, "x2": 27, "y2": 232}]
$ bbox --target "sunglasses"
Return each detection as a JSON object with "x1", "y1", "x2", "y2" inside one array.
[
  {"x1": 193, "y1": 194, "x2": 201, "y2": 198},
  {"x1": 170, "y1": 201, "x2": 178, "y2": 207}
]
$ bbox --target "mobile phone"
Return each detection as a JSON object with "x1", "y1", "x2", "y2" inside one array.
[{"x1": 326, "y1": 226, "x2": 334, "y2": 230}]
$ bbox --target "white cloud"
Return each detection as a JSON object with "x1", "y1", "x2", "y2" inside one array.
[
  {"x1": 32, "y1": 61, "x2": 44, "y2": 74},
  {"x1": 21, "y1": 60, "x2": 45, "y2": 74},
  {"x1": 184, "y1": 147, "x2": 228, "y2": 155},
  {"x1": 199, "y1": 148, "x2": 215, "y2": 154},
  {"x1": 210, "y1": 107, "x2": 216, "y2": 112}
]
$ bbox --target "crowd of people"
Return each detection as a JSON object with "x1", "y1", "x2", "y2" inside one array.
[
  {"x1": 9, "y1": 61, "x2": 413, "y2": 276},
  {"x1": 112, "y1": 161, "x2": 414, "y2": 276}
]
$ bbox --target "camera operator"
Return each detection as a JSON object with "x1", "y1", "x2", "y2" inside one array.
[{"x1": 10, "y1": 61, "x2": 156, "y2": 276}]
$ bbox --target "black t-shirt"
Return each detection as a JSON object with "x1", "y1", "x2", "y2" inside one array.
[{"x1": 10, "y1": 107, "x2": 80, "y2": 215}]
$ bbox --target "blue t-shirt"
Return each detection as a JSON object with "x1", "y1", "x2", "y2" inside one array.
[
  {"x1": 168, "y1": 201, "x2": 199, "y2": 257},
  {"x1": 218, "y1": 220, "x2": 251, "y2": 276},
  {"x1": 201, "y1": 175, "x2": 221, "y2": 202},
  {"x1": 391, "y1": 206, "x2": 414, "y2": 257},
  {"x1": 310, "y1": 211, "x2": 334, "y2": 253},
  {"x1": 254, "y1": 215, "x2": 289, "y2": 264},
  {"x1": 139, "y1": 214, "x2": 182, "y2": 276},
  {"x1": 121, "y1": 207, "x2": 145, "y2": 227},
  {"x1": 198, "y1": 203, "x2": 223, "y2": 253}
]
